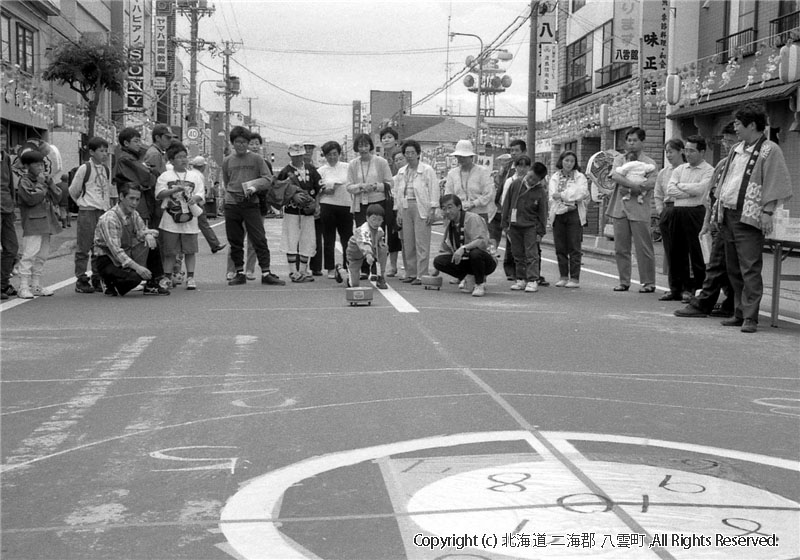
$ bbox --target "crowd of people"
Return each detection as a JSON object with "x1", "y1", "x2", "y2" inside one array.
[{"x1": 0, "y1": 103, "x2": 792, "y2": 332}]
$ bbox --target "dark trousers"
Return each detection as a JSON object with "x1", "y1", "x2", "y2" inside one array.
[
  {"x1": 690, "y1": 227, "x2": 733, "y2": 314},
  {"x1": 433, "y1": 248, "x2": 497, "y2": 284},
  {"x1": 197, "y1": 210, "x2": 222, "y2": 251},
  {"x1": 75, "y1": 208, "x2": 105, "y2": 279},
  {"x1": 666, "y1": 206, "x2": 706, "y2": 294},
  {"x1": 310, "y1": 217, "x2": 323, "y2": 273},
  {"x1": 721, "y1": 209, "x2": 764, "y2": 322},
  {"x1": 1, "y1": 211, "x2": 19, "y2": 290},
  {"x1": 225, "y1": 202, "x2": 271, "y2": 271},
  {"x1": 96, "y1": 242, "x2": 161, "y2": 295},
  {"x1": 659, "y1": 206, "x2": 675, "y2": 281},
  {"x1": 488, "y1": 213, "x2": 514, "y2": 278},
  {"x1": 508, "y1": 225, "x2": 541, "y2": 281},
  {"x1": 320, "y1": 204, "x2": 353, "y2": 270},
  {"x1": 552, "y1": 209, "x2": 583, "y2": 281}
]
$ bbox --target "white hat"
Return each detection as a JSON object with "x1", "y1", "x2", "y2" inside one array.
[
  {"x1": 190, "y1": 155, "x2": 207, "y2": 167},
  {"x1": 451, "y1": 139, "x2": 476, "y2": 157},
  {"x1": 288, "y1": 142, "x2": 305, "y2": 156}
]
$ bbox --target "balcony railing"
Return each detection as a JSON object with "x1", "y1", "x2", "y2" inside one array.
[
  {"x1": 715, "y1": 28, "x2": 756, "y2": 62},
  {"x1": 561, "y1": 76, "x2": 591, "y2": 103},
  {"x1": 770, "y1": 10, "x2": 800, "y2": 47},
  {"x1": 594, "y1": 62, "x2": 633, "y2": 89}
]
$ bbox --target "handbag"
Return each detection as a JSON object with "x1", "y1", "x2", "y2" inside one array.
[{"x1": 165, "y1": 199, "x2": 194, "y2": 223}]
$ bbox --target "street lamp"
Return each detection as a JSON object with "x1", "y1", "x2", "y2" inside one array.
[
  {"x1": 450, "y1": 31, "x2": 484, "y2": 149},
  {"x1": 197, "y1": 79, "x2": 223, "y2": 121}
]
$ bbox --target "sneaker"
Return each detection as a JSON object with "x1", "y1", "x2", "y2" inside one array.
[
  {"x1": 211, "y1": 243, "x2": 227, "y2": 254},
  {"x1": 525, "y1": 281, "x2": 539, "y2": 293},
  {"x1": 460, "y1": 274, "x2": 476, "y2": 293},
  {"x1": 143, "y1": 283, "x2": 171, "y2": 295},
  {"x1": 75, "y1": 278, "x2": 95, "y2": 294},
  {"x1": 91, "y1": 276, "x2": 103, "y2": 292},
  {"x1": 565, "y1": 280, "x2": 580, "y2": 289},
  {"x1": 261, "y1": 272, "x2": 286, "y2": 286},
  {"x1": 376, "y1": 276, "x2": 388, "y2": 290},
  {"x1": 186, "y1": 277, "x2": 197, "y2": 290},
  {"x1": 510, "y1": 279, "x2": 526, "y2": 291},
  {"x1": 228, "y1": 272, "x2": 247, "y2": 286},
  {"x1": 555, "y1": 278, "x2": 568, "y2": 287},
  {"x1": 226, "y1": 272, "x2": 235, "y2": 281},
  {"x1": 31, "y1": 285, "x2": 53, "y2": 297},
  {"x1": 2, "y1": 285, "x2": 18, "y2": 297},
  {"x1": 246, "y1": 272, "x2": 257, "y2": 281},
  {"x1": 327, "y1": 269, "x2": 336, "y2": 279},
  {"x1": 471, "y1": 283, "x2": 486, "y2": 297},
  {"x1": 18, "y1": 286, "x2": 34, "y2": 299},
  {"x1": 172, "y1": 272, "x2": 185, "y2": 286}
]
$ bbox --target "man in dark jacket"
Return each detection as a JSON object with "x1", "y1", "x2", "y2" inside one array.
[{"x1": 1, "y1": 128, "x2": 18, "y2": 299}]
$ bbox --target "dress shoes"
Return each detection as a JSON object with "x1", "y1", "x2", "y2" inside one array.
[
  {"x1": 720, "y1": 317, "x2": 744, "y2": 327},
  {"x1": 674, "y1": 305, "x2": 708, "y2": 318},
  {"x1": 740, "y1": 319, "x2": 758, "y2": 333}
]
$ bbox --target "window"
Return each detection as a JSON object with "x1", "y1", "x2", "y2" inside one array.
[
  {"x1": 1, "y1": 14, "x2": 10, "y2": 64},
  {"x1": 563, "y1": 33, "x2": 592, "y2": 101},
  {"x1": 564, "y1": 141, "x2": 577, "y2": 153},
  {"x1": 566, "y1": 34, "x2": 592, "y2": 85},
  {"x1": 15, "y1": 23, "x2": 33, "y2": 73},
  {"x1": 718, "y1": 0, "x2": 759, "y2": 59},
  {"x1": 572, "y1": 0, "x2": 586, "y2": 12}
]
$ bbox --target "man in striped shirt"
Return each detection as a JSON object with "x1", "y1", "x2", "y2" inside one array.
[{"x1": 93, "y1": 183, "x2": 169, "y2": 296}]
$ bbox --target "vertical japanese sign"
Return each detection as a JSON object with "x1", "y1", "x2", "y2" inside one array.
[
  {"x1": 170, "y1": 81, "x2": 182, "y2": 128},
  {"x1": 641, "y1": 0, "x2": 670, "y2": 72},
  {"x1": 127, "y1": 0, "x2": 145, "y2": 111},
  {"x1": 614, "y1": 0, "x2": 640, "y2": 63},
  {"x1": 352, "y1": 101, "x2": 362, "y2": 140},
  {"x1": 537, "y1": 10, "x2": 557, "y2": 98},
  {"x1": 156, "y1": 0, "x2": 174, "y2": 80},
  {"x1": 155, "y1": 16, "x2": 168, "y2": 76}
]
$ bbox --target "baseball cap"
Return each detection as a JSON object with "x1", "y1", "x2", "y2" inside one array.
[
  {"x1": 288, "y1": 142, "x2": 305, "y2": 157},
  {"x1": 190, "y1": 156, "x2": 207, "y2": 167}
]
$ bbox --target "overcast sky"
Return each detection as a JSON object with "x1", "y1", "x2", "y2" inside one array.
[{"x1": 177, "y1": 1, "x2": 537, "y2": 145}]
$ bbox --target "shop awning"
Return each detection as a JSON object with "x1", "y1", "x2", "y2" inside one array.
[{"x1": 667, "y1": 81, "x2": 798, "y2": 119}]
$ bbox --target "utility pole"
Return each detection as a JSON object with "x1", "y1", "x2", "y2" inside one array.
[
  {"x1": 243, "y1": 96, "x2": 258, "y2": 130},
  {"x1": 176, "y1": 0, "x2": 215, "y2": 128},
  {"x1": 220, "y1": 41, "x2": 242, "y2": 152}
]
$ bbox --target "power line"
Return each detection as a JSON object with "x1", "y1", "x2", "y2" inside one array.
[{"x1": 230, "y1": 58, "x2": 351, "y2": 107}]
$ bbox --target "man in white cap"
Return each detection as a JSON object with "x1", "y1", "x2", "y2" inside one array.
[{"x1": 189, "y1": 155, "x2": 226, "y2": 254}]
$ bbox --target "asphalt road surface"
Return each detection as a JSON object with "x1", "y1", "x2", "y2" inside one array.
[{"x1": 2, "y1": 218, "x2": 798, "y2": 560}]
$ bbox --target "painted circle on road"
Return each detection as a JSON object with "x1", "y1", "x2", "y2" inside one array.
[{"x1": 220, "y1": 431, "x2": 800, "y2": 559}]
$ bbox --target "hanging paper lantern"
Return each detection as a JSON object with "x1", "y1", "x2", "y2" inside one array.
[{"x1": 778, "y1": 44, "x2": 800, "y2": 84}]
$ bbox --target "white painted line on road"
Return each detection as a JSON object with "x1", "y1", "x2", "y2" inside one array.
[
  {"x1": 0, "y1": 276, "x2": 77, "y2": 312},
  {"x1": 370, "y1": 280, "x2": 418, "y2": 313},
  {"x1": 0, "y1": 336, "x2": 155, "y2": 474}
]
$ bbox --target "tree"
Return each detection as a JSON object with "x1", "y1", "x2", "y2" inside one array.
[{"x1": 42, "y1": 35, "x2": 128, "y2": 140}]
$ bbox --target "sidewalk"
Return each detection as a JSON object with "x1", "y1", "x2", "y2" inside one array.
[{"x1": 18, "y1": 218, "x2": 800, "y2": 322}]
